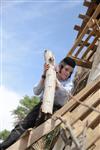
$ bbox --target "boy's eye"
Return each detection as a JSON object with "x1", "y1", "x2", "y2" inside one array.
[{"x1": 64, "y1": 68, "x2": 68, "y2": 71}]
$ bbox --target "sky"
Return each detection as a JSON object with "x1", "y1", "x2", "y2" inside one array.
[{"x1": 0, "y1": 0, "x2": 86, "y2": 131}]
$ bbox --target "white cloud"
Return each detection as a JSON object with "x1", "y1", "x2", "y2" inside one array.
[{"x1": 0, "y1": 86, "x2": 21, "y2": 131}]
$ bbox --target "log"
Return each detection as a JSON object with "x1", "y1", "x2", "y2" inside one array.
[{"x1": 41, "y1": 50, "x2": 56, "y2": 114}]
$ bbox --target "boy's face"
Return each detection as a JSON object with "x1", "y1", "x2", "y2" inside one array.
[{"x1": 60, "y1": 64, "x2": 74, "y2": 80}]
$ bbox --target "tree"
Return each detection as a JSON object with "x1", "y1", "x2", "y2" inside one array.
[
  {"x1": 12, "y1": 95, "x2": 39, "y2": 124},
  {"x1": 0, "y1": 129, "x2": 10, "y2": 141},
  {"x1": 0, "y1": 95, "x2": 39, "y2": 141}
]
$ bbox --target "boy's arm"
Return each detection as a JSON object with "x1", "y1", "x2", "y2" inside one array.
[
  {"x1": 33, "y1": 63, "x2": 50, "y2": 95},
  {"x1": 33, "y1": 76, "x2": 45, "y2": 95}
]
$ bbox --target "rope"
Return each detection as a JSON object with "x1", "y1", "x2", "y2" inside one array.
[
  {"x1": 56, "y1": 116, "x2": 81, "y2": 150},
  {"x1": 55, "y1": 116, "x2": 90, "y2": 150}
]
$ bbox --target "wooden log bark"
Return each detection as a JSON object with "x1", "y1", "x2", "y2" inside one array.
[{"x1": 41, "y1": 50, "x2": 56, "y2": 114}]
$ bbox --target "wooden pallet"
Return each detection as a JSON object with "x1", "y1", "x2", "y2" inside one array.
[
  {"x1": 7, "y1": 75, "x2": 100, "y2": 150},
  {"x1": 67, "y1": 2, "x2": 100, "y2": 69}
]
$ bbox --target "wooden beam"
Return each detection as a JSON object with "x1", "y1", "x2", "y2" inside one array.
[
  {"x1": 74, "y1": 105, "x2": 100, "y2": 134},
  {"x1": 74, "y1": 25, "x2": 99, "y2": 58},
  {"x1": 67, "y1": 4, "x2": 100, "y2": 56},
  {"x1": 83, "y1": 1, "x2": 91, "y2": 7},
  {"x1": 74, "y1": 25, "x2": 81, "y2": 31},
  {"x1": 73, "y1": 121, "x2": 100, "y2": 146},
  {"x1": 78, "y1": 40, "x2": 90, "y2": 47},
  {"x1": 78, "y1": 14, "x2": 90, "y2": 26},
  {"x1": 66, "y1": 90, "x2": 100, "y2": 125},
  {"x1": 85, "y1": 3, "x2": 98, "y2": 22},
  {"x1": 75, "y1": 30, "x2": 94, "y2": 57},
  {"x1": 81, "y1": 36, "x2": 98, "y2": 59},
  {"x1": 76, "y1": 1, "x2": 98, "y2": 38},
  {"x1": 92, "y1": 30, "x2": 100, "y2": 37},
  {"x1": 94, "y1": 139, "x2": 100, "y2": 150},
  {"x1": 85, "y1": 125, "x2": 100, "y2": 149},
  {"x1": 78, "y1": 14, "x2": 90, "y2": 20},
  {"x1": 6, "y1": 130, "x2": 31, "y2": 150},
  {"x1": 74, "y1": 25, "x2": 91, "y2": 34}
]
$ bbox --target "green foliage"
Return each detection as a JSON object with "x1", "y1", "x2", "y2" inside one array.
[
  {"x1": 44, "y1": 127, "x2": 60, "y2": 149},
  {"x1": 12, "y1": 95, "x2": 39, "y2": 124},
  {"x1": 0, "y1": 95, "x2": 39, "y2": 141},
  {"x1": 0, "y1": 129, "x2": 10, "y2": 141}
]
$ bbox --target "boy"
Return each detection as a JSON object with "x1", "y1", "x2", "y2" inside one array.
[{"x1": 0, "y1": 57, "x2": 76, "y2": 150}]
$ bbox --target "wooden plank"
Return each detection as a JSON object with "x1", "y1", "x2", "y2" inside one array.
[
  {"x1": 86, "y1": 125, "x2": 100, "y2": 149},
  {"x1": 83, "y1": 1, "x2": 91, "y2": 7},
  {"x1": 83, "y1": 105, "x2": 100, "y2": 128},
  {"x1": 76, "y1": 1, "x2": 98, "y2": 37},
  {"x1": 74, "y1": 1, "x2": 98, "y2": 38},
  {"x1": 78, "y1": 14, "x2": 90, "y2": 20},
  {"x1": 75, "y1": 29, "x2": 99, "y2": 58},
  {"x1": 75, "y1": 30, "x2": 94, "y2": 57},
  {"x1": 72, "y1": 122, "x2": 100, "y2": 149},
  {"x1": 73, "y1": 120, "x2": 90, "y2": 138},
  {"x1": 81, "y1": 36, "x2": 98, "y2": 59},
  {"x1": 74, "y1": 25, "x2": 91, "y2": 34},
  {"x1": 94, "y1": 139, "x2": 100, "y2": 150},
  {"x1": 92, "y1": 30, "x2": 100, "y2": 37},
  {"x1": 84, "y1": 0, "x2": 97, "y2": 9},
  {"x1": 67, "y1": 56, "x2": 92, "y2": 68},
  {"x1": 67, "y1": 4, "x2": 100, "y2": 56},
  {"x1": 78, "y1": 40, "x2": 90, "y2": 47},
  {"x1": 63, "y1": 90, "x2": 100, "y2": 125},
  {"x1": 6, "y1": 130, "x2": 31, "y2": 150},
  {"x1": 73, "y1": 105, "x2": 100, "y2": 136},
  {"x1": 88, "y1": 145, "x2": 95, "y2": 150},
  {"x1": 74, "y1": 25, "x2": 81, "y2": 31}
]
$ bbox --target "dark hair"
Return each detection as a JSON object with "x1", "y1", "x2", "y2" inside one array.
[
  {"x1": 60, "y1": 57, "x2": 76, "y2": 68},
  {"x1": 59, "y1": 57, "x2": 76, "y2": 78}
]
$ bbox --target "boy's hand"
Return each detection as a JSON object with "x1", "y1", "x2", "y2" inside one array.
[
  {"x1": 43, "y1": 63, "x2": 50, "y2": 75},
  {"x1": 41, "y1": 64, "x2": 50, "y2": 79}
]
